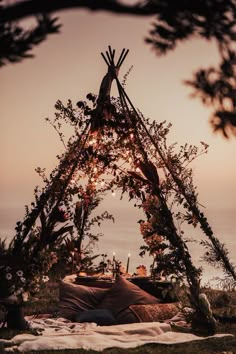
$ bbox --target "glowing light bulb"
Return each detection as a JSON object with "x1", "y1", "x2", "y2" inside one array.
[
  {"x1": 136, "y1": 167, "x2": 141, "y2": 173},
  {"x1": 130, "y1": 133, "x2": 134, "y2": 139},
  {"x1": 112, "y1": 190, "x2": 116, "y2": 197},
  {"x1": 91, "y1": 177, "x2": 95, "y2": 182},
  {"x1": 89, "y1": 138, "x2": 97, "y2": 145}
]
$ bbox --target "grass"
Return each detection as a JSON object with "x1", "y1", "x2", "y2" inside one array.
[{"x1": 0, "y1": 282, "x2": 236, "y2": 354}]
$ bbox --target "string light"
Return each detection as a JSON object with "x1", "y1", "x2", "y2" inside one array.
[{"x1": 89, "y1": 138, "x2": 97, "y2": 146}]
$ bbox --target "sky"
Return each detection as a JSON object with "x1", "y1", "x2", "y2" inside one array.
[{"x1": 0, "y1": 7, "x2": 235, "y2": 280}]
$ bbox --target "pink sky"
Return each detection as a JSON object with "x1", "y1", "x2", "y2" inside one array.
[{"x1": 0, "y1": 8, "x2": 235, "y2": 277}]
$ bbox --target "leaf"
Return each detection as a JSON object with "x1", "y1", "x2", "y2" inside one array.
[
  {"x1": 138, "y1": 160, "x2": 159, "y2": 186},
  {"x1": 75, "y1": 201, "x2": 83, "y2": 221},
  {"x1": 127, "y1": 170, "x2": 148, "y2": 184}
]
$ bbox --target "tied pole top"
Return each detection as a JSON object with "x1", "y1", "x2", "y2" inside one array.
[
  {"x1": 101, "y1": 45, "x2": 129, "y2": 78},
  {"x1": 97, "y1": 46, "x2": 129, "y2": 106},
  {"x1": 90, "y1": 46, "x2": 129, "y2": 134}
]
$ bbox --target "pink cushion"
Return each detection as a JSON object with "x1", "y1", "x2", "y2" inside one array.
[
  {"x1": 58, "y1": 281, "x2": 109, "y2": 321},
  {"x1": 98, "y1": 274, "x2": 160, "y2": 324}
]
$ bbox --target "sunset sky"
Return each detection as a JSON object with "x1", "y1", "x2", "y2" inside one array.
[{"x1": 0, "y1": 7, "x2": 235, "y2": 277}]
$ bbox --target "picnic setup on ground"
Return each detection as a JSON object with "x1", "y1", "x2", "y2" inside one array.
[{"x1": 0, "y1": 47, "x2": 235, "y2": 351}]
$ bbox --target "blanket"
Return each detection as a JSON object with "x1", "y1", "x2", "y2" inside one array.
[{"x1": 0, "y1": 317, "x2": 233, "y2": 352}]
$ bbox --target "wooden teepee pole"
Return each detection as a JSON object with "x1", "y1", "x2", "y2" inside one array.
[{"x1": 115, "y1": 78, "x2": 236, "y2": 282}]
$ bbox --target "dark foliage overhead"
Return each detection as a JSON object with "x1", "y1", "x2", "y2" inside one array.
[
  {"x1": 0, "y1": 8, "x2": 60, "y2": 66},
  {"x1": 185, "y1": 49, "x2": 236, "y2": 138},
  {"x1": 146, "y1": 0, "x2": 236, "y2": 54},
  {"x1": 1, "y1": 0, "x2": 236, "y2": 137}
]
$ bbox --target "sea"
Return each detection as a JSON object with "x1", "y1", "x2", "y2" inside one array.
[{"x1": 1, "y1": 200, "x2": 235, "y2": 288}]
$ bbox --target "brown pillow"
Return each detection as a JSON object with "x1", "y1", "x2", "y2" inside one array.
[
  {"x1": 129, "y1": 302, "x2": 181, "y2": 323},
  {"x1": 58, "y1": 281, "x2": 109, "y2": 321},
  {"x1": 97, "y1": 274, "x2": 160, "y2": 324}
]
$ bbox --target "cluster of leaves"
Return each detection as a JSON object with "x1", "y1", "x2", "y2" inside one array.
[
  {"x1": 146, "y1": 0, "x2": 236, "y2": 54},
  {"x1": 0, "y1": 2, "x2": 60, "y2": 67},
  {"x1": 186, "y1": 49, "x2": 236, "y2": 138},
  {"x1": 0, "y1": 198, "x2": 73, "y2": 298},
  {"x1": 144, "y1": 0, "x2": 236, "y2": 138}
]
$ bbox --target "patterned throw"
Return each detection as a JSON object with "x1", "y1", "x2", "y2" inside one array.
[{"x1": 130, "y1": 303, "x2": 182, "y2": 322}]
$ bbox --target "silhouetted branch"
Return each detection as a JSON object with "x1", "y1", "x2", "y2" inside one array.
[
  {"x1": 0, "y1": 13, "x2": 61, "y2": 66},
  {"x1": 185, "y1": 49, "x2": 236, "y2": 138},
  {"x1": 1, "y1": 0, "x2": 158, "y2": 23}
]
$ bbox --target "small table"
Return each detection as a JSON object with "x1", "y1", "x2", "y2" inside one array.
[{"x1": 75, "y1": 276, "x2": 176, "y2": 301}]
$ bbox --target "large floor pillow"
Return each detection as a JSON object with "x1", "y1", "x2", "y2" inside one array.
[
  {"x1": 129, "y1": 302, "x2": 182, "y2": 322},
  {"x1": 97, "y1": 274, "x2": 160, "y2": 324},
  {"x1": 75, "y1": 309, "x2": 116, "y2": 326},
  {"x1": 58, "y1": 281, "x2": 110, "y2": 321}
]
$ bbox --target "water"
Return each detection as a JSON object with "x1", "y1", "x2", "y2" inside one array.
[{"x1": 1, "y1": 202, "x2": 235, "y2": 287}]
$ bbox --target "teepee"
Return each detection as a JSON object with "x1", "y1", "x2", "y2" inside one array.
[{"x1": 9, "y1": 46, "x2": 236, "y2": 333}]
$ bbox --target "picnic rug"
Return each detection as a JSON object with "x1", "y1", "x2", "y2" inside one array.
[{"x1": 0, "y1": 316, "x2": 233, "y2": 352}]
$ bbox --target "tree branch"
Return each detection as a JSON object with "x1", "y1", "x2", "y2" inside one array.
[{"x1": 1, "y1": 0, "x2": 157, "y2": 23}]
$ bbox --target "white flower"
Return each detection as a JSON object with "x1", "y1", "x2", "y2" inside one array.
[
  {"x1": 42, "y1": 275, "x2": 49, "y2": 283},
  {"x1": 16, "y1": 270, "x2": 23, "y2": 277},
  {"x1": 6, "y1": 273, "x2": 12, "y2": 280}
]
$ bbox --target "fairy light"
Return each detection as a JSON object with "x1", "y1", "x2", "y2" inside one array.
[
  {"x1": 89, "y1": 138, "x2": 97, "y2": 146},
  {"x1": 135, "y1": 167, "x2": 141, "y2": 173},
  {"x1": 130, "y1": 133, "x2": 134, "y2": 139},
  {"x1": 112, "y1": 190, "x2": 116, "y2": 197}
]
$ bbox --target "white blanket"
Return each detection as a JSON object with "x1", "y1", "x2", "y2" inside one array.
[{"x1": 0, "y1": 317, "x2": 233, "y2": 352}]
